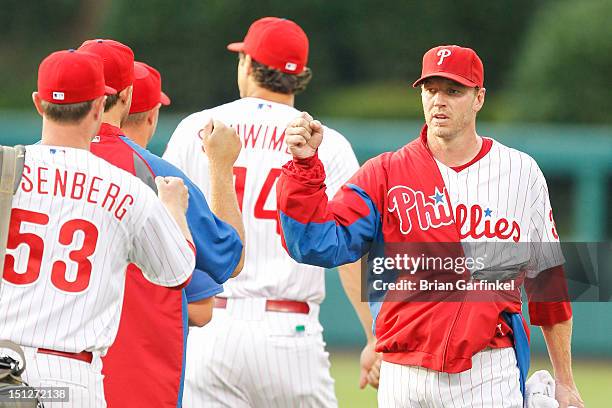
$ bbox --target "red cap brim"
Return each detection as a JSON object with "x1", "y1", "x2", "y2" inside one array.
[
  {"x1": 227, "y1": 42, "x2": 244, "y2": 52},
  {"x1": 160, "y1": 91, "x2": 171, "y2": 106},
  {"x1": 412, "y1": 72, "x2": 478, "y2": 88},
  {"x1": 105, "y1": 85, "x2": 117, "y2": 95}
]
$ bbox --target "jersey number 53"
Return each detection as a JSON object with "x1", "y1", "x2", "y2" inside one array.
[{"x1": 3, "y1": 208, "x2": 99, "y2": 293}]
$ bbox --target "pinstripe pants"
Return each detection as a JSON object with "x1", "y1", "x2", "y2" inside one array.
[
  {"x1": 19, "y1": 346, "x2": 106, "y2": 407},
  {"x1": 378, "y1": 348, "x2": 523, "y2": 408},
  {"x1": 182, "y1": 298, "x2": 337, "y2": 408}
]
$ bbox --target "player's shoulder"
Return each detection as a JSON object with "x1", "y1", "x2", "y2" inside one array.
[
  {"x1": 320, "y1": 124, "x2": 352, "y2": 149},
  {"x1": 97, "y1": 152, "x2": 156, "y2": 194},
  {"x1": 363, "y1": 150, "x2": 395, "y2": 173},
  {"x1": 172, "y1": 99, "x2": 247, "y2": 139},
  {"x1": 120, "y1": 136, "x2": 173, "y2": 174},
  {"x1": 488, "y1": 138, "x2": 544, "y2": 175},
  {"x1": 27, "y1": 144, "x2": 141, "y2": 181},
  {"x1": 121, "y1": 136, "x2": 200, "y2": 191}
]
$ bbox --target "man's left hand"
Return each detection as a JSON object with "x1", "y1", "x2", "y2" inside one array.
[
  {"x1": 359, "y1": 339, "x2": 382, "y2": 389},
  {"x1": 555, "y1": 380, "x2": 584, "y2": 408}
]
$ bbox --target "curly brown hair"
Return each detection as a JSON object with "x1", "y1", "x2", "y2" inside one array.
[{"x1": 250, "y1": 57, "x2": 312, "y2": 95}]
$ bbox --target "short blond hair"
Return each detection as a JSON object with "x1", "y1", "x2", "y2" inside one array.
[{"x1": 123, "y1": 110, "x2": 149, "y2": 126}]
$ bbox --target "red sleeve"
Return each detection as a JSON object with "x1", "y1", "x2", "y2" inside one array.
[
  {"x1": 525, "y1": 265, "x2": 573, "y2": 326},
  {"x1": 276, "y1": 153, "x2": 381, "y2": 268}
]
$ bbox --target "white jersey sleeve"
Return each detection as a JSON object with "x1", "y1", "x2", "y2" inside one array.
[
  {"x1": 128, "y1": 194, "x2": 195, "y2": 287},
  {"x1": 527, "y1": 164, "x2": 564, "y2": 275}
]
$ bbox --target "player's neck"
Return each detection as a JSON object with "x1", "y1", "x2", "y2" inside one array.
[
  {"x1": 122, "y1": 126, "x2": 149, "y2": 149},
  {"x1": 101, "y1": 108, "x2": 124, "y2": 129},
  {"x1": 246, "y1": 87, "x2": 295, "y2": 107},
  {"x1": 40, "y1": 118, "x2": 93, "y2": 151},
  {"x1": 427, "y1": 127, "x2": 482, "y2": 168}
]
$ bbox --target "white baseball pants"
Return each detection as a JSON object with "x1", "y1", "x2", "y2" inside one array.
[
  {"x1": 378, "y1": 347, "x2": 523, "y2": 408},
  {"x1": 20, "y1": 346, "x2": 105, "y2": 407},
  {"x1": 182, "y1": 298, "x2": 337, "y2": 408}
]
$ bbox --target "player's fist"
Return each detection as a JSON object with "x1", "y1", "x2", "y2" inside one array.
[
  {"x1": 286, "y1": 112, "x2": 323, "y2": 160},
  {"x1": 156, "y1": 176, "x2": 189, "y2": 214},
  {"x1": 555, "y1": 380, "x2": 584, "y2": 408},
  {"x1": 200, "y1": 119, "x2": 241, "y2": 169},
  {"x1": 359, "y1": 338, "x2": 381, "y2": 390}
]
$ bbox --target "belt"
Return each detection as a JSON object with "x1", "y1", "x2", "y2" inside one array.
[
  {"x1": 37, "y1": 348, "x2": 93, "y2": 364},
  {"x1": 213, "y1": 297, "x2": 310, "y2": 314}
]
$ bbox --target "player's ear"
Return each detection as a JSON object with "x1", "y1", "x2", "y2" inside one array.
[
  {"x1": 473, "y1": 87, "x2": 486, "y2": 113},
  {"x1": 244, "y1": 54, "x2": 253, "y2": 74},
  {"x1": 32, "y1": 92, "x2": 44, "y2": 116},
  {"x1": 147, "y1": 105, "x2": 159, "y2": 125},
  {"x1": 120, "y1": 85, "x2": 133, "y2": 105},
  {"x1": 91, "y1": 96, "x2": 106, "y2": 120}
]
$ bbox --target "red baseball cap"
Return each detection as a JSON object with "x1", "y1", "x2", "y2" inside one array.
[
  {"x1": 78, "y1": 39, "x2": 135, "y2": 92},
  {"x1": 37, "y1": 49, "x2": 116, "y2": 104},
  {"x1": 129, "y1": 61, "x2": 171, "y2": 114},
  {"x1": 227, "y1": 17, "x2": 309, "y2": 74},
  {"x1": 413, "y1": 45, "x2": 484, "y2": 88}
]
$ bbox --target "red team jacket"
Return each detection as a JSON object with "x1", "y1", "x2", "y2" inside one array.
[{"x1": 277, "y1": 126, "x2": 571, "y2": 373}]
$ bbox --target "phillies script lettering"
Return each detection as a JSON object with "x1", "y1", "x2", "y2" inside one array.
[{"x1": 387, "y1": 186, "x2": 520, "y2": 242}]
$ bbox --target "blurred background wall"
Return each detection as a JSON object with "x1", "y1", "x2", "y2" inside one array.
[{"x1": 1, "y1": 0, "x2": 610, "y2": 405}]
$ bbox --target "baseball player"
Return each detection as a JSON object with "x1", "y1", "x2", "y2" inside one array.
[
  {"x1": 163, "y1": 17, "x2": 363, "y2": 407},
  {"x1": 0, "y1": 49, "x2": 195, "y2": 407},
  {"x1": 84, "y1": 55, "x2": 245, "y2": 407},
  {"x1": 276, "y1": 45, "x2": 584, "y2": 408}
]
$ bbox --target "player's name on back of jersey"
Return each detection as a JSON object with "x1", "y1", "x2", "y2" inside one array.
[
  {"x1": 19, "y1": 163, "x2": 134, "y2": 221},
  {"x1": 231, "y1": 123, "x2": 290, "y2": 153}
]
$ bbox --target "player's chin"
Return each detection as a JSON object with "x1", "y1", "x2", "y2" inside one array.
[{"x1": 428, "y1": 125, "x2": 453, "y2": 139}]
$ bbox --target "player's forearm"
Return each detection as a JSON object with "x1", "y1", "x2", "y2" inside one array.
[
  {"x1": 164, "y1": 206, "x2": 194, "y2": 244},
  {"x1": 208, "y1": 162, "x2": 245, "y2": 276},
  {"x1": 157, "y1": 176, "x2": 194, "y2": 244},
  {"x1": 541, "y1": 317, "x2": 575, "y2": 384},
  {"x1": 338, "y1": 260, "x2": 374, "y2": 342},
  {"x1": 187, "y1": 297, "x2": 214, "y2": 327}
]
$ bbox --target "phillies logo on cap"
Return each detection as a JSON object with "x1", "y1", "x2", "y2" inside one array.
[
  {"x1": 436, "y1": 49, "x2": 451, "y2": 65},
  {"x1": 52, "y1": 91, "x2": 65, "y2": 101},
  {"x1": 412, "y1": 45, "x2": 484, "y2": 88}
]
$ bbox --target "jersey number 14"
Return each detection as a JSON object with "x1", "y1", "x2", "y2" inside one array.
[{"x1": 233, "y1": 166, "x2": 281, "y2": 234}]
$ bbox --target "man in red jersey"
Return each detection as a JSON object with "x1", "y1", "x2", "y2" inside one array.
[{"x1": 277, "y1": 45, "x2": 584, "y2": 408}]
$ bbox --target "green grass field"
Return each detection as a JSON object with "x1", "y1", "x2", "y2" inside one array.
[{"x1": 330, "y1": 352, "x2": 611, "y2": 407}]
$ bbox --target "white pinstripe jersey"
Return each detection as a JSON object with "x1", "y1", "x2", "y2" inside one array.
[
  {"x1": 435, "y1": 138, "x2": 563, "y2": 275},
  {"x1": 0, "y1": 145, "x2": 194, "y2": 352},
  {"x1": 164, "y1": 97, "x2": 359, "y2": 303}
]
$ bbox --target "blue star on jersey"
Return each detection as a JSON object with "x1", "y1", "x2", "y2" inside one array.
[{"x1": 430, "y1": 187, "x2": 445, "y2": 204}]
